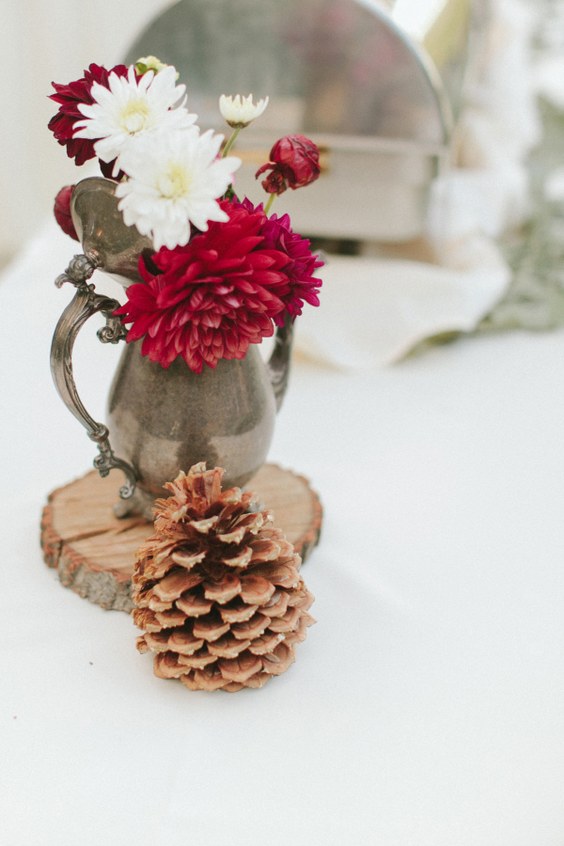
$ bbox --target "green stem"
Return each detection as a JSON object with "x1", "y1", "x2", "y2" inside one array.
[
  {"x1": 222, "y1": 127, "x2": 241, "y2": 157},
  {"x1": 264, "y1": 194, "x2": 276, "y2": 215}
]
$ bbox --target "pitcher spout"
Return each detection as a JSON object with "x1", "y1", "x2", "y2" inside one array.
[{"x1": 71, "y1": 177, "x2": 152, "y2": 285}]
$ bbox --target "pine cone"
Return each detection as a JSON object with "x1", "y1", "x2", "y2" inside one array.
[{"x1": 132, "y1": 463, "x2": 315, "y2": 692}]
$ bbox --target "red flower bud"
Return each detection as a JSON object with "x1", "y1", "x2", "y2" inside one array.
[
  {"x1": 256, "y1": 134, "x2": 320, "y2": 195},
  {"x1": 53, "y1": 185, "x2": 79, "y2": 241}
]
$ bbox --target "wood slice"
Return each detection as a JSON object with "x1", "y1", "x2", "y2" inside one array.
[{"x1": 40, "y1": 465, "x2": 323, "y2": 613}]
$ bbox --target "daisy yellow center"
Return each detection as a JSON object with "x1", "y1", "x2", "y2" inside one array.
[
  {"x1": 120, "y1": 99, "x2": 151, "y2": 134},
  {"x1": 157, "y1": 163, "x2": 192, "y2": 199}
]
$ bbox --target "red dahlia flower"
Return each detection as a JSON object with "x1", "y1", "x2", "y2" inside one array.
[
  {"x1": 256, "y1": 134, "x2": 320, "y2": 195},
  {"x1": 48, "y1": 63, "x2": 128, "y2": 167},
  {"x1": 53, "y1": 185, "x2": 79, "y2": 241},
  {"x1": 115, "y1": 200, "x2": 292, "y2": 372}
]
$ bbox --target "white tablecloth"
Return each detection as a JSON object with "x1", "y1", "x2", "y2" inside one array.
[{"x1": 2, "y1": 226, "x2": 564, "y2": 846}]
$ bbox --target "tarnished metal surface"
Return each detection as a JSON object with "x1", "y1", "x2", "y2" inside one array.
[
  {"x1": 107, "y1": 341, "x2": 279, "y2": 516},
  {"x1": 71, "y1": 177, "x2": 152, "y2": 285},
  {"x1": 50, "y1": 254, "x2": 138, "y2": 500},
  {"x1": 125, "y1": 0, "x2": 467, "y2": 241}
]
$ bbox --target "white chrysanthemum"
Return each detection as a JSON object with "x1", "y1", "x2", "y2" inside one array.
[
  {"x1": 219, "y1": 94, "x2": 269, "y2": 128},
  {"x1": 74, "y1": 65, "x2": 196, "y2": 168},
  {"x1": 115, "y1": 127, "x2": 241, "y2": 250}
]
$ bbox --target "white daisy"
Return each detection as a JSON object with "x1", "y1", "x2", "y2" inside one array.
[
  {"x1": 74, "y1": 65, "x2": 196, "y2": 169},
  {"x1": 219, "y1": 94, "x2": 269, "y2": 128},
  {"x1": 115, "y1": 127, "x2": 241, "y2": 250}
]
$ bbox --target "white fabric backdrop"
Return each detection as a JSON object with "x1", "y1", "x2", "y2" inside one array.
[
  {"x1": 2, "y1": 221, "x2": 564, "y2": 846},
  {"x1": 0, "y1": 0, "x2": 174, "y2": 261},
  {"x1": 2, "y1": 4, "x2": 564, "y2": 842}
]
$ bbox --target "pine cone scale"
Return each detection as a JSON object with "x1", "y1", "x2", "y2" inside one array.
[
  {"x1": 143, "y1": 631, "x2": 172, "y2": 652},
  {"x1": 218, "y1": 653, "x2": 263, "y2": 683},
  {"x1": 155, "y1": 608, "x2": 188, "y2": 627},
  {"x1": 154, "y1": 652, "x2": 190, "y2": 679},
  {"x1": 230, "y1": 613, "x2": 271, "y2": 640},
  {"x1": 133, "y1": 608, "x2": 162, "y2": 632},
  {"x1": 261, "y1": 590, "x2": 290, "y2": 618},
  {"x1": 221, "y1": 546, "x2": 254, "y2": 567},
  {"x1": 261, "y1": 642, "x2": 294, "y2": 676},
  {"x1": 208, "y1": 634, "x2": 252, "y2": 658},
  {"x1": 153, "y1": 567, "x2": 203, "y2": 601},
  {"x1": 203, "y1": 574, "x2": 242, "y2": 603},
  {"x1": 171, "y1": 550, "x2": 207, "y2": 569},
  {"x1": 192, "y1": 614, "x2": 231, "y2": 642},
  {"x1": 248, "y1": 539, "x2": 281, "y2": 563},
  {"x1": 147, "y1": 594, "x2": 173, "y2": 612},
  {"x1": 167, "y1": 628, "x2": 205, "y2": 655},
  {"x1": 247, "y1": 631, "x2": 284, "y2": 655},
  {"x1": 239, "y1": 575, "x2": 276, "y2": 605},
  {"x1": 250, "y1": 562, "x2": 299, "y2": 588},
  {"x1": 176, "y1": 592, "x2": 213, "y2": 617},
  {"x1": 219, "y1": 601, "x2": 259, "y2": 623},
  {"x1": 177, "y1": 650, "x2": 216, "y2": 669},
  {"x1": 267, "y1": 605, "x2": 302, "y2": 633}
]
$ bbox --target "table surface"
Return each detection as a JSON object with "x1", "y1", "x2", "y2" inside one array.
[{"x1": 2, "y1": 226, "x2": 564, "y2": 846}]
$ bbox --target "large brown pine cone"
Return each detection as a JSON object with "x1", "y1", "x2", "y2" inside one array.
[{"x1": 132, "y1": 463, "x2": 315, "y2": 692}]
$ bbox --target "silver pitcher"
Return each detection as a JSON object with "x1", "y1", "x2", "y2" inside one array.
[{"x1": 50, "y1": 177, "x2": 294, "y2": 518}]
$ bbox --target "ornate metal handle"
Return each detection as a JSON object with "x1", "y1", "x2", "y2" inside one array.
[
  {"x1": 268, "y1": 313, "x2": 295, "y2": 412},
  {"x1": 50, "y1": 254, "x2": 138, "y2": 499}
]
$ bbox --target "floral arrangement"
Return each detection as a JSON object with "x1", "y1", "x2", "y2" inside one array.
[{"x1": 49, "y1": 57, "x2": 323, "y2": 373}]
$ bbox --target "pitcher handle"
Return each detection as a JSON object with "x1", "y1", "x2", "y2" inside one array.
[
  {"x1": 268, "y1": 313, "x2": 295, "y2": 412},
  {"x1": 50, "y1": 254, "x2": 138, "y2": 500}
]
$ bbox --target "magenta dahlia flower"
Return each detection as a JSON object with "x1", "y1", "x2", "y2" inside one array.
[
  {"x1": 256, "y1": 207, "x2": 323, "y2": 324},
  {"x1": 115, "y1": 200, "x2": 292, "y2": 372},
  {"x1": 48, "y1": 63, "x2": 128, "y2": 167}
]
